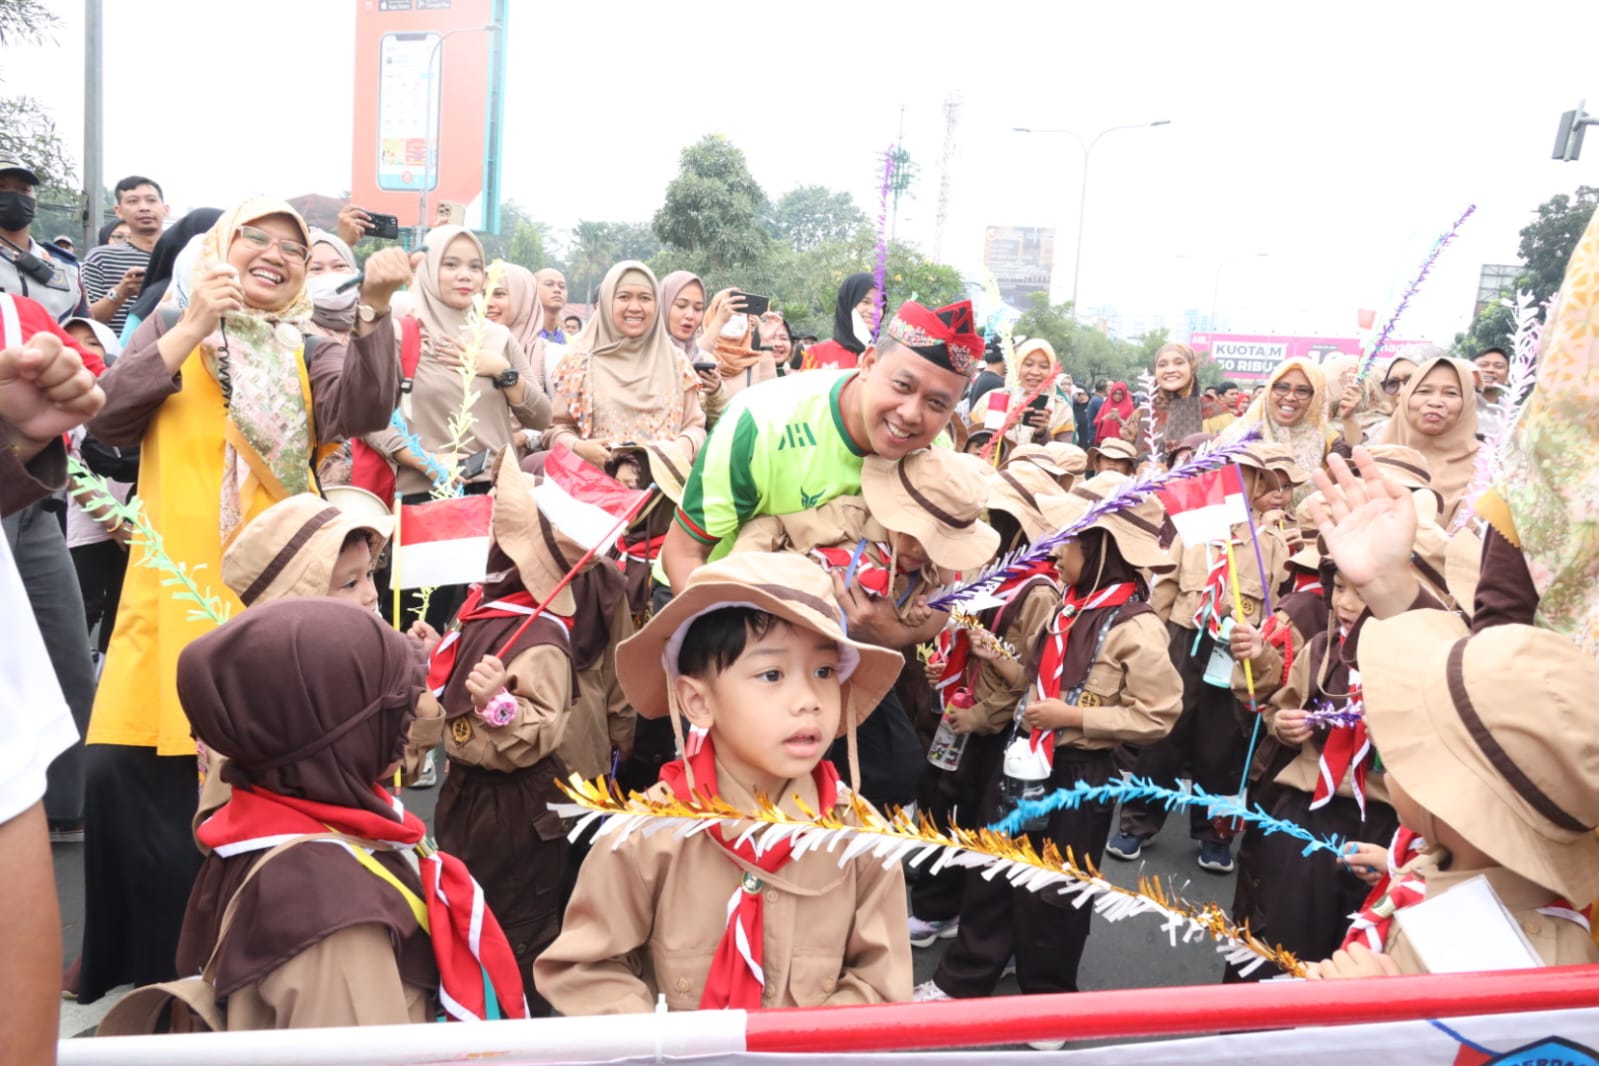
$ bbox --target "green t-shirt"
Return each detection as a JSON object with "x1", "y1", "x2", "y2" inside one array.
[{"x1": 677, "y1": 370, "x2": 868, "y2": 557}]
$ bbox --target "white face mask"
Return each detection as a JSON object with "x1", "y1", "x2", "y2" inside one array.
[
  {"x1": 307, "y1": 271, "x2": 360, "y2": 312},
  {"x1": 851, "y1": 309, "x2": 873, "y2": 348},
  {"x1": 720, "y1": 314, "x2": 749, "y2": 340}
]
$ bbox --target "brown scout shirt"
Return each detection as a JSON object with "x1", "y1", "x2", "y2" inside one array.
[
  {"x1": 221, "y1": 923, "x2": 433, "y2": 1029},
  {"x1": 1260, "y1": 630, "x2": 1390, "y2": 807},
  {"x1": 534, "y1": 765, "x2": 912, "y2": 1014},
  {"x1": 1044, "y1": 610, "x2": 1184, "y2": 750},
  {"x1": 1150, "y1": 518, "x2": 1293, "y2": 630},
  {"x1": 966, "y1": 582, "x2": 1061, "y2": 735},
  {"x1": 557, "y1": 595, "x2": 636, "y2": 780},
  {"x1": 445, "y1": 643, "x2": 572, "y2": 771},
  {"x1": 0, "y1": 429, "x2": 66, "y2": 516}
]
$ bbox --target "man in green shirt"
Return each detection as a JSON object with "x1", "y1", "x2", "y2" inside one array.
[{"x1": 663, "y1": 297, "x2": 981, "y2": 650}]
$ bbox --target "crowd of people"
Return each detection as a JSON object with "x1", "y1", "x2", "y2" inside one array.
[{"x1": 2, "y1": 149, "x2": 1597, "y2": 1054}]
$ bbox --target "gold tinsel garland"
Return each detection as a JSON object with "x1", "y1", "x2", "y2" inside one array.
[{"x1": 552, "y1": 776, "x2": 1303, "y2": 978}]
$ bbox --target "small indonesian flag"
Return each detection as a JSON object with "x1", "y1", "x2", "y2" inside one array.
[
  {"x1": 982, "y1": 390, "x2": 1011, "y2": 430},
  {"x1": 395, "y1": 494, "x2": 493, "y2": 589},
  {"x1": 539, "y1": 444, "x2": 651, "y2": 552},
  {"x1": 1154, "y1": 464, "x2": 1249, "y2": 545}
]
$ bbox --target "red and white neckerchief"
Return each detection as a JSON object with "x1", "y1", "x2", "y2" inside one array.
[
  {"x1": 1258, "y1": 613, "x2": 1297, "y2": 692},
  {"x1": 1291, "y1": 570, "x2": 1323, "y2": 595},
  {"x1": 809, "y1": 543, "x2": 893, "y2": 598},
  {"x1": 1192, "y1": 544, "x2": 1233, "y2": 639},
  {"x1": 196, "y1": 785, "x2": 528, "y2": 1021},
  {"x1": 931, "y1": 561, "x2": 1057, "y2": 709},
  {"x1": 1310, "y1": 651, "x2": 1372, "y2": 815},
  {"x1": 424, "y1": 586, "x2": 572, "y2": 697},
  {"x1": 1341, "y1": 828, "x2": 1591, "y2": 952},
  {"x1": 1030, "y1": 581, "x2": 1140, "y2": 768},
  {"x1": 617, "y1": 533, "x2": 666, "y2": 570},
  {"x1": 658, "y1": 736, "x2": 842, "y2": 1010}
]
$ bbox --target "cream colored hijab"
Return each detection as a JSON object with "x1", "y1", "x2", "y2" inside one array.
[
  {"x1": 497, "y1": 263, "x2": 544, "y2": 358},
  {"x1": 556, "y1": 260, "x2": 691, "y2": 442},
  {"x1": 414, "y1": 225, "x2": 517, "y2": 357},
  {"x1": 1378, "y1": 355, "x2": 1480, "y2": 526},
  {"x1": 1223, "y1": 359, "x2": 1329, "y2": 502}
]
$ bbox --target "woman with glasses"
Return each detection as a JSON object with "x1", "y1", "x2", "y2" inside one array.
[
  {"x1": 75, "y1": 198, "x2": 413, "y2": 1003},
  {"x1": 1376, "y1": 352, "x2": 1480, "y2": 527},
  {"x1": 1221, "y1": 358, "x2": 1331, "y2": 503}
]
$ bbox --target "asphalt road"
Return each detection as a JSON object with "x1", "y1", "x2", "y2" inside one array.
[{"x1": 54, "y1": 781, "x2": 1240, "y2": 1041}]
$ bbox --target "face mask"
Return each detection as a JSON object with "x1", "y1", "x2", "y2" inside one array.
[
  {"x1": 719, "y1": 314, "x2": 749, "y2": 340},
  {"x1": 851, "y1": 309, "x2": 873, "y2": 348},
  {"x1": 0, "y1": 190, "x2": 37, "y2": 232},
  {"x1": 308, "y1": 271, "x2": 360, "y2": 330}
]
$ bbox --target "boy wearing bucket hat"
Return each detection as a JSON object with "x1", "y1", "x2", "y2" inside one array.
[
  {"x1": 426, "y1": 452, "x2": 582, "y2": 1014},
  {"x1": 919, "y1": 474, "x2": 1181, "y2": 1011},
  {"x1": 1086, "y1": 436, "x2": 1138, "y2": 476},
  {"x1": 535, "y1": 552, "x2": 912, "y2": 1013},
  {"x1": 1110, "y1": 446, "x2": 1297, "y2": 872}
]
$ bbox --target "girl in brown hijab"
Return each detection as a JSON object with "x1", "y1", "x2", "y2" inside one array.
[
  {"x1": 173, "y1": 599, "x2": 527, "y2": 1029},
  {"x1": 485, "y1": 263, "x2": 547, "y2": 378},
  {"x1": 547, "y1": 260, "x2": 706, "y2": 471},
  {"x1": 1124, "y1": 342, "x2": 1204, "y2": 454},
  {"x1": 1377, "y1": 355, "x2": 1480, "y2": 527}
]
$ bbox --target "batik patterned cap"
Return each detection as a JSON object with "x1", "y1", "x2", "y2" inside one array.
[{"x1": 885, "y1": 298, "x2": 984, "y2": 375}]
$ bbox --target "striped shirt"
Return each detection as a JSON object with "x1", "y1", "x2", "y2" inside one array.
[{"x1": 81, "y1": 242, "x2": 152, "y2": 335}]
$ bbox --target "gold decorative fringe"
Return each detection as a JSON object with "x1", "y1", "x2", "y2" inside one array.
[
  {"x1": 947, "y1": 607, "x2": 1020, "y2": 662},
  {"x1": 552, "y1": 776, "x2": 1303, "y2": 977}
]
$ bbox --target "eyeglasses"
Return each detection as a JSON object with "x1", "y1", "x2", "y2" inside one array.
[
  {"x1": 1380, "y1": 374, "x2": 1412, "y2": 396},
  {"x1": 234, "y1": 224, "x2": 310, "y2": 264},
  {"x1": 1270, "y1": 382, "x2": 1315, "y2": 400}
]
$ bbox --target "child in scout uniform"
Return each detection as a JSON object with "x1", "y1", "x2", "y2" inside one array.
[
  {"x1": 426, "y1": 452, "x2": 580, "y2": 1014},
  {"x1": 199, "y1": 493, "x2": 443, "y2": 830},
  {"x1": 1087, "y1": 436, "x2": 1138, "y2": 476},
  {"x1": 918, "y1": 474, "x2": 1182, "y2": 1014},
  {"x1": 534, "y1": 553, "x2": 913, "y2": 1013},
  {"x1": 1109, "y1": 445, "x2": 1298, "y2": 873},
  {"x1": 1228, "y1": 564, "x2": 1399, "y2": 977},
  {"x1": 140, "y1": 601, "x2": 526, "y2": 1030},
  {"x1": 1304, "y1": 610, "x2": 1599, "y2": 978},
  {"x1": 1040, "y1": 440, "x2": 1088, "y2": 490}
]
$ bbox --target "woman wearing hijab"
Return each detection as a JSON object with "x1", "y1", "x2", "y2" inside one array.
[
  {"x1": 1221, "y1": 359, "x2": 1331, "y2": 500},
  {"x1": 77, "y1": 199, "x2": 411, "y2": 1005},
  {"x1": 696, "y1": 289, "x2": 777, "y2": 422},
  {"x1": 303, "y1": 229, "x2": 360, "y2": 341},
  {"x1": 660, "y1": 269, "x2": 707, "y2": 361},
  {"x1": 484, "y1": 263, "x2": 547, "y2": 377},
  {"x1": 1093, "y1": 381, "x2": 1135, "y2": 445},
  {"x1": 1376, "y1": 354, "x2": 1480, "y2": 527},
  {"x1": 168, "y1": 600, "x2": 525, "y2": 1029},
  {"x1": 547, "y1": 260, "x2": 706, "y2": 472},
  {"x1": 800, "y1": 271, "x2": 878, "y2": 371},
  {"x1": 1124, "y1": 342, "x2": 1203, "y2": 454},
  {"x1": 119, "y1": 207, "x2": 223, "y2": 344}
]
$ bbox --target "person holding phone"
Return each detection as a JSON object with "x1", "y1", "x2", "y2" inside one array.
[
  {"x1": 695, "y1": 288, "x2": 778, "y2": 423},
  {"x1": 998, "y1": 338, "x2": 1073, "y2": 449}
]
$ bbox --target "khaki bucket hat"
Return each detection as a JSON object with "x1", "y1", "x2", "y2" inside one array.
[
  {"x1": 1087, "y1": 437, "x2": 1138, "y2": 466},
  {"x1": 1041, "y1": 440, "x2": 1088, "y2": 476},
  {"x1": 984, "y1": 462, "x2": 1065, "y2": 543},
  {"x1": 861, "y1": 449, "x2": 1000, "y2": 572},
  {"x1": 1034, "y1": 471, "x2": 1175, "y2": 573},
  {"x1": 223, "y1": 492, "x2": 394, "y2": 607},
  {"x1": 1004, "y1": 443, "x2": 1068, "y2": 478},
  {"x1": 488, "y1": 450, "x2": 580, "y2": 615},
  {"x1": 1361, "y1": 609, "x2": 1599, "y2": 904}
]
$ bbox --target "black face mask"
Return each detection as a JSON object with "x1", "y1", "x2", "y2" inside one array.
[{"x1": 0, "y1": 190, "x2": 37, "y2": 232}]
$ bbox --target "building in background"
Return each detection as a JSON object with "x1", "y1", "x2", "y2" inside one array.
[
  {"x1": 983, "y1": 226, "x2": 1056, "y2": 308},
  {"x1": 1474, "y1": 263, "x2": 1520, "y2": 319}
]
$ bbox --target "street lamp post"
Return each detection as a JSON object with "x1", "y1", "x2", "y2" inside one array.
[
  {"x1": 416, "y1": 22, "x2": 501, "y2": 244},
  {"x1": 1014, "y1": 120, "x2": 1170, "y2": 315}
]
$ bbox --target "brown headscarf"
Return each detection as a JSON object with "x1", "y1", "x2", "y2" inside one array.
[
  {"x1": 658, "y1": 270, "x2": 706, "y2": 358},
  {"x1": 1150, "y1": 342, "x2": 1204, "y2": 443},
  {"x1": 1377, "y1": 355, "x2": 1480, "y2": 526},
  {"x1": 552, "y1": 260, "x2": 698, "y2": 443},
  {"x1": 496, "y1": 262, "x2": 546, "y2": 369},
  {"x1": 414, "y1": 225, "x2": 521, "y2": 368}
]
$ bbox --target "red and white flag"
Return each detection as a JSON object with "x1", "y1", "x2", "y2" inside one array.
[
  {"x1": 981, "y1": 390, "x2": 1011, "y2": 430},
  {"x1": 1155, "y1": 464, "x2": 1249, "y2": 545},
  {"x1": 539, "y1": 444, "x2": 652, "y2": 552},
  {"x1": 394, "y1": 494, "x2": 494, "y2": 589}
]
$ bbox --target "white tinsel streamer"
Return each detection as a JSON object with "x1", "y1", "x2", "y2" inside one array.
[{"x1": 1452, "y1": 289, "x2": 1543, "y2": 533}]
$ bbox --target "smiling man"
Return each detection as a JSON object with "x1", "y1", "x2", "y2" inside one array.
[
  {"x1": 663, "y1": 298, "x2": 977, "y2": 628},
  {"x1": 83, "y1": 175, "x2": 168, "y2": 335}
]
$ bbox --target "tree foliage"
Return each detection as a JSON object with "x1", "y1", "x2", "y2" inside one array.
[
  {"x1": 478, "y1": 199, "x2": 549, "y2": 274},
  {"x1": 1012, "y1": 293, "x2": 1179, "y2": 387},
  {"x1": 1516, "y1": 186, "x2": 1599, "y2": 307},
  {"x1": 766, "y1": 185, "x2": 866, "y2": 253},
  {"x1": 652, "y1": 135, "x2": 770, "y2": 271},
  {"x1": 0, "y1": 0, "x2": 56, "y2": 47}
]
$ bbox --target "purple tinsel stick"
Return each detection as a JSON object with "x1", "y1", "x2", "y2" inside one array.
[
  {"x1": 1236, "y1": 462, "x2": 1275, "y2": 620},
  {"x1": 930, "y1": 432, "x2": 1259, "y2": 611},
  {"x1": 873, "y1": 146, "x2": 895, "y2": 342},
  {"x1": 1305, "y1": 700, "x2": 1364, "y2": 730},
  {"x1": 1355, "y1": 204, "x2": 1476, "y2": 384}
]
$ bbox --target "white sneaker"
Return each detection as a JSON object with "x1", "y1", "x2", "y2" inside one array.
[
  {"x1": 1001, "y1": 956, "x2": 1017, "y2": 979},
  {"x1": 908, "y1": 915, "x2": 959, "y2": 948},
  {"x1": 412, "y1": 750, "x2": 438, "y2": 789},
  {"x1": 1027, "y1": 1039, "x2": 1067, "y2": 1051},
  {"x1": 912, "y1": 980, "x2": 951, "y2": 1002}
]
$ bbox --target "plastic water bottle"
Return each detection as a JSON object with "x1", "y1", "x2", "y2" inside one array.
[{"x1": 927, "y1": 688, "x2": 974, "y2": 771}]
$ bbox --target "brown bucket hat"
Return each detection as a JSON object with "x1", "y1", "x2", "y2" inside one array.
[
  {"x1": 640, "y1": 437, "x2": 697, "y2": 505},
  {"x1": 1361, "y1": 610, "x2": 1599, "y2": 904},
  {"x1": 1363, "y1": 443, "x2": 1443, "y2": 513},
  {"x1": 1004, "y1": 443, "x2": 1068, "y2": 478},
  {"x1": 861, "y1": 449, "x2": 1000, "y2": 572},
  {"x1": 984, "y1": 461, "x2": 1065, "y2": 543},
  {"x1": 1287, "y1": 495, "x2": 1322, "y2": 572},
  {"x1": 1238, "y1": 442, "x2": 1310, "y2": 486},
  {"x1": 1041, "y1": 440, "x2": 1088, "y2": 476},
  {"x1": 1087, "y1": 437, "x2": 1138, "y2": 465},
  {"x1": 616, "y1": 551, "x2": 903, "y2": 727},
  {"x1": 222, "y1": 493, "x2": 394, "y2": 607},
  {"x1": 489, "y1": 450, "x2": 580, "y2": 615},
  {"x1": 1034, "y1": 471, "x2": 1175, "y2": 573}
]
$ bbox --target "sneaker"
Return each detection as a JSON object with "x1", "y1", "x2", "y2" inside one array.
[
  {"x1": 908, "y1": 915, "x2": 959, "y2": 948},
  {"x1": 1197, "y1": 840, "x2": 1235, "y2": 873},
  {"x1": 1027, "y1": 1040, "x2": 1067, "y2": 1051},
  {"x1": 912, "y1": 979, "x2": 952, "y2": 1002},
  {"x1": 48, "y1": 821, "x2": 85, "y2": 844},
  {"x1": 1105, "y1": 831, "x2": 1145, "y2": 861},
  {"x1": 411, "y1": 750, "x2": 438, "y2": 789},
  {"x1": 1001, "y1": 956, "x2": 1017, "y2": 979},
  {"x1": 61, "y1": 955, "x2": 80, "y2": 1000}
]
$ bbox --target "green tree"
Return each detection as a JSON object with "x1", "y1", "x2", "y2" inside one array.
[
  {"x1": 607, "y1": 221, "x2": 661, "y2": 263},
  {"x1": 1012, "y1": 292, "x2": 1152, "y2": 386},
  {"x1": 1516, "y1": 186, "x2": 1599, "y2": 306},
  {"x1": 766, "y1": 185, "x2": 866, "y2": 253},
  {"x1": 478, "y1": 200, "x2": 549, "y2": 273},
  {"x1": 887, "y1": 145, "x2": 916, "y2": 235},
  {"x1": 653, "y1": 135, "x2": 770, "y2": 271},
  {"x1": 1452, "y1": 299, "x2": 1516, "y2": 360},
  {"x1": 567, "y1": 220, "x2": 620, "y2": 304}
]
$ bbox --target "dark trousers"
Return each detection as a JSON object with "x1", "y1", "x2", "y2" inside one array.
[
  {"x1": 436, "y1": 759, "x2": 569, "y2": 1016},
  {"x1": 827, "y1": 686, "x2": 923, "y2": 810},
  {"x1": 1118, "y1": 623, "x2": 1247, "y2": 846},
  {"x1": 4, "y1": 501, "x2": 95, "y2": 824},
  {"x1": 934, "y1": 748, "x2": 1117, "y2": 998},
  {"x1": 71, "y1": 539, "x2": 129, "y2": 655},
  {"x1": 1226, "y1": 787, "x2": 1399, "y2": 981},
  {"x1": 910, "y1": 730, "x2": 1007, "y2": 923}
]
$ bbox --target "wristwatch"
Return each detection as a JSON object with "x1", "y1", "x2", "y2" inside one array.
[
  {"x1": 357, "y1": 304, "x2": 379, "y2": 324},
  {"x1": 492, "y1": 368, "x2": 520, "y2": 390}
]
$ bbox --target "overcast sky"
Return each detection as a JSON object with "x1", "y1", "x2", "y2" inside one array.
[{"x1": 10, "y1": 0, "x2": 1599, "y2": 343}]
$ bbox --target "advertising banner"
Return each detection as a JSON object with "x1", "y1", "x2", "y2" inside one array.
[{"x1": 1189, "y1": 333, "x2": 1429, "y2": 382}]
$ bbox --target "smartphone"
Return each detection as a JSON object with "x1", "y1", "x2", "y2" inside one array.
[
  {"x1": 460, "y1": 448, "x2": 491, "y2": 481},
  {"x1": 434, "y1": 201, "x2": 466, "y2": 226},
  {"x1": 376, "y1": 31, "x2": 442, "y2": 192},
  {"x1": 692, "y1": 360, "x2": 718, "y2": 373},
  {"x1": 366, "y1": 213, "x2": 401, "y2": 241},
  {"x1": 1028, "y1": 394, "x2": 1050, "y2": 411},
  {"x1": 731, "y1": 291, "x2": 770, "y2": 317}
]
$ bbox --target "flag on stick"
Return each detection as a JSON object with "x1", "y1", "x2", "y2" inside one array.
[
  {"x1": 394, "y1": 494, "x2": 494, "y2": 589},
  {"x1": 1155, "y1": 465, "x2": 1249, "y2": 546}
]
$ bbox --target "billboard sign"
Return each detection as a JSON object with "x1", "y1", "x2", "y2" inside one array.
[
  {"x1": 351, "y1": 0, "x2": 507, "y2": 233},
  {"x1": 1188, "y1": 333, "x2": 1428, "y2": 382}
]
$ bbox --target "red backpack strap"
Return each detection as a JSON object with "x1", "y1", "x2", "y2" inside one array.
[{"x1": 398, "y1": 315, "x2": 423, "y2": 377}]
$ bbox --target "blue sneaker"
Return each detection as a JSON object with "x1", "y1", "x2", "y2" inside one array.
[
  {"x1": 1197, "y1": 840, "x2": 1235, "y2": 873},
  {"x1": 1105, "y1": 831, "x2": 1146, "y2": 861}
]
